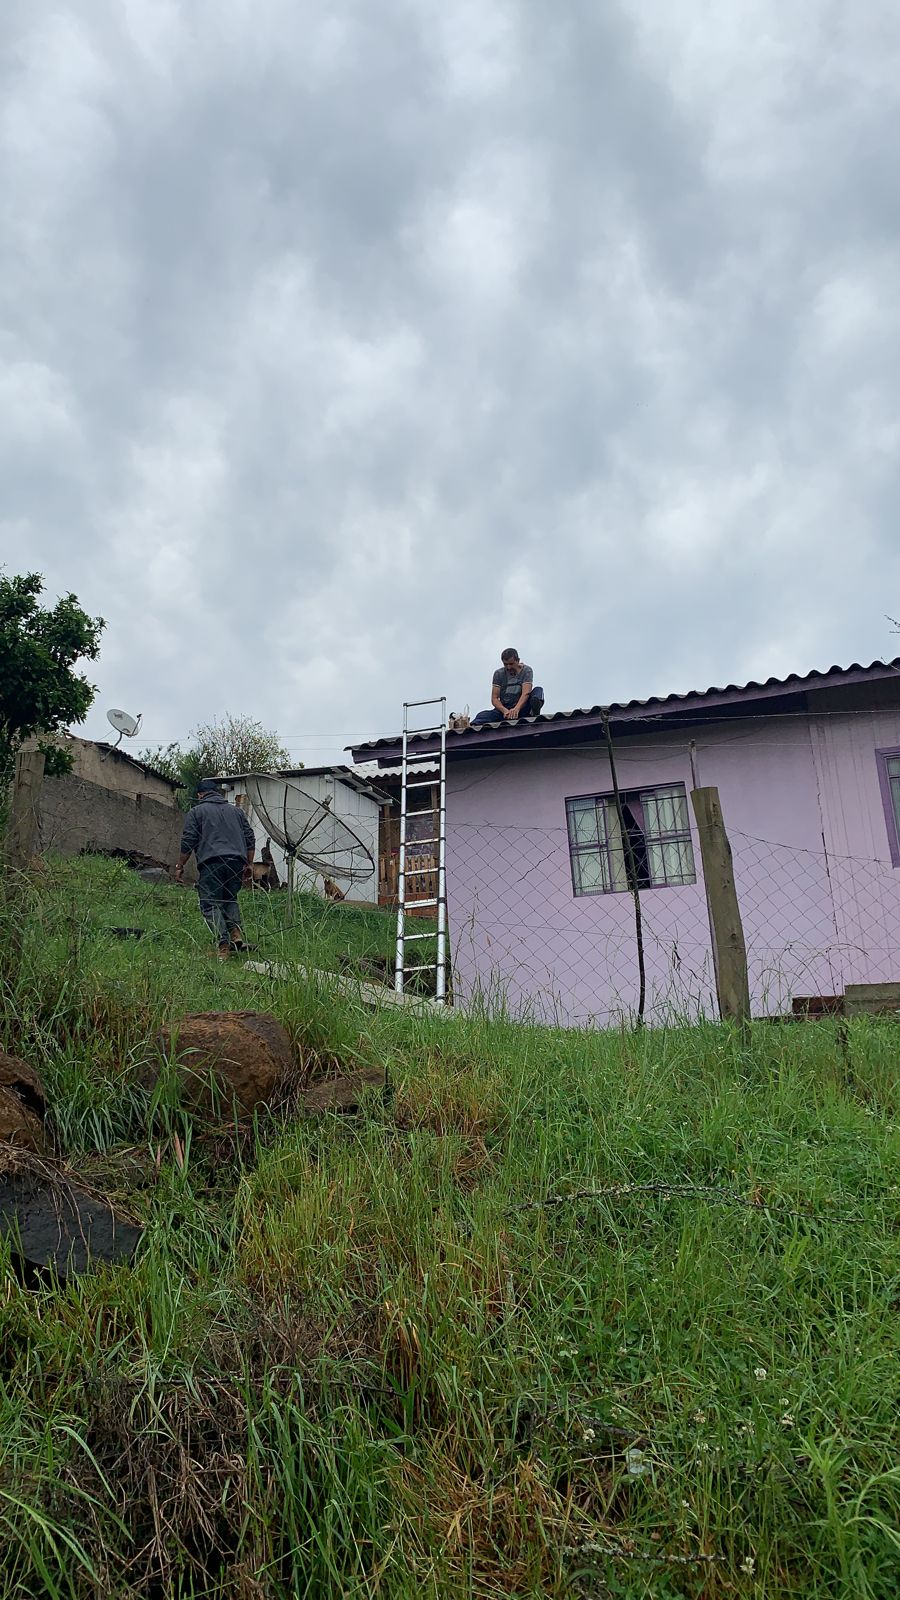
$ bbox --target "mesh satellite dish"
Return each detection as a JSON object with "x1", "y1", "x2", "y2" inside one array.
[
  {"x1": 244, "y1": 775, "x2": 375, "y2": 886},
  {"x1": 106, "y1": 708, "x2": 142, "y2": 749}
]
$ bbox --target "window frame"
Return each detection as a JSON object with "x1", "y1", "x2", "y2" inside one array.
[
  {"x1": 565, "y1": 781, "x2": 696, "y2": 898},
  {"x1": 565, "y1": 793, "x2": 620, "y2": 896},
  {"x1": 876, "y1": 747, "x2": 900, "y2": 868}
]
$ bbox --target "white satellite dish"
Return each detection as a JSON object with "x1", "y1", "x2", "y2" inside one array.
[{"x1": 106, "y1": 708, "x2": 142, "y2": 749}]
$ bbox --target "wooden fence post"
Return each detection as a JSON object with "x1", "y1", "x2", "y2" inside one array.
[
  {"x1": 690, "y1": 785, "x2": 750, "y2": 1024},
  {"x1": 6, "y1": 749, "x2": 46, "y2": 863}
]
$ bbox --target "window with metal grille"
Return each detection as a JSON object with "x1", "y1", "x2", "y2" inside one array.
[{"x1": 565, "y1": 783, "x2": 696, "y2": 896}]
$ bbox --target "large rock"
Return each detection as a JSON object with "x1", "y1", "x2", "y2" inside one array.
[
  {"x1": 0, "y1": 1053, "x2": 46, "y2": 1153},
  {"x1": 0, "y1": 1052, "x2": 46, "y2": 1119},
  {"x1": 155, "y1": 1011, "x2": 295, "y2": 1115},
  {"x1": 0, "y1": 1087, "x2": 45, "y2": 1152}
]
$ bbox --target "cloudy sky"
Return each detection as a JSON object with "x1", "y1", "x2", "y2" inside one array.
[{"x1": 3, "y1": 1, "x2": 900, "y2": 766}]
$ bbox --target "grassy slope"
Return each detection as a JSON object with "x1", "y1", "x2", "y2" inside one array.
[{"x1": 0, "y1": 857, "x2": 897, "y2": 1599}]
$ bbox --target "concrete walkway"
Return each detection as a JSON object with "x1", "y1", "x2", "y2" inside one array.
[{"x1": 242, "y1": 959, "x2": 453, "y2": 1019}]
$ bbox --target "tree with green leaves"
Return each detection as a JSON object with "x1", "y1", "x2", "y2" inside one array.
[
  {"x1": 0, "y1": 572, "x2": 104, "y2": 782},
  {"x1": 139, "y1": 715, "x2": 294, "y2": 809}
]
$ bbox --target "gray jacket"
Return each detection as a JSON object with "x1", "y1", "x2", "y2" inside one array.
[{"x1": 180, "y1": 792, "x2": 255, "y2": 865}]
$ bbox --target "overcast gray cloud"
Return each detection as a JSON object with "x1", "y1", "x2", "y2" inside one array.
[{"x1": 2, "y1": 0, "x2": 900, "y2": 764}]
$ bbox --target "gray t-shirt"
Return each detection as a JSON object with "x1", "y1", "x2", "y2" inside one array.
[{"x1": 493, "y1": 663, "x2": 533, "y2": 708}]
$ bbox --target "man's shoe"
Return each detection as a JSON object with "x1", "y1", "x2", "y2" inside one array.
[{"x1": 206, "y1": 943, "x2": 230, "y2": 961}]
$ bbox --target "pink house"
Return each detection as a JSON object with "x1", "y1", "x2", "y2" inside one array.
[{"x1": 353, "y1": 660, "x2": 900, "y2": 1025}]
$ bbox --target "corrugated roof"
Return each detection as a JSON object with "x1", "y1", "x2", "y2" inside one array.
[
  {"x1": 350, "y1": 657, "x2": 900, "y2": 760},
  {"x1": 213, "y1": 764, "x2": 391, "y2": 804},
  {"x1": 88, "y1": 741, "x2": 183, "y2": 790},
  {"x1": 352, "y1": 760, "x2": 439, "y2": 781}
]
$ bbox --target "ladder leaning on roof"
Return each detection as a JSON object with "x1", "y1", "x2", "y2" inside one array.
[{"x1": 395, "y1": 698, "x2": 448, "y2": 1001}]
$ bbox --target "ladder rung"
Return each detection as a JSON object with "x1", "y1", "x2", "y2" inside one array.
[
  {"x1": 404, "y1": 698, "x2": 446, "y2": 709},
  {"x1": 403, "y1": 868, "x2": 438, "y2": 880},
  {"x1": 399, "y1": 931, "x2": 435, "y2": 942},
  {"x1": 401, "y1": 896, "x2": 440, "y2": 909},
  {"x1": 402, "y1": 964, "x2": 439, "y2": 975},
  {"x1": 404, "y1": 779, "x2": 437, "y2": 789}
]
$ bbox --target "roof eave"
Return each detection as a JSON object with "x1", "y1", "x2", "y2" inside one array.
[
  {"x1": 214, "y1": 765, "x2": 390, "y2": 805},
  {"x1": 348, "y1": 658, "x2": 900, "y2": 767}
]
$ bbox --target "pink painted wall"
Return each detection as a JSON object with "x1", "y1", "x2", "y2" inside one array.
[
  {"x1": 809, "y1": 703, "x2": 900, "y2": 986},
  {"x1": 445, "y1": 710, "x2": 900, "y2": 1024}
]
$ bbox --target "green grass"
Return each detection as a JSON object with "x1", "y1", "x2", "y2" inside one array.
[
  {"x1": 0, "y1": 856, "x2": 897, "y2": 1597},
  {"x1": 67, "y1": 850, "x2": 399, "y2": 972}
]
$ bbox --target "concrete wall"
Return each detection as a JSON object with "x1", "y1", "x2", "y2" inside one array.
[
  {"x1": 24, "y1": 736, "x2": 179, "y2": 805},
  {"x1": 223, "y1": 773, "x2": 381, "y2": 903},
  {"x1": 66, "y1": 739, "x2": 178, "y2": 803},
  {"x1": 445, "y1": 708, "x2": 900, "y2": 1025},
  {"x1": 38, "y1": 774, "x2": 189, "y2": 871}
]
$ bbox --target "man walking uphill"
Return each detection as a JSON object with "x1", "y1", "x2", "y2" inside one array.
[{"x1": 175, "y1": 779, "x2": 256, "y2": 960}]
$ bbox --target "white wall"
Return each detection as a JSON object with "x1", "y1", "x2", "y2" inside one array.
[{"x1": 223, "y1": 773, "x2": 381, "y2": 903}]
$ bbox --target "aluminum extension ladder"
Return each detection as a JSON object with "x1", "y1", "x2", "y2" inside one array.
[{"x1": 395, "y1": 697, "x2": 447, "y2": 1001}]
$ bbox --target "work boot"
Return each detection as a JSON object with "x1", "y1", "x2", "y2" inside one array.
[
  {"x1": 205, "y1": 943, "x2": 230, "y2": 961},
  {"x1": 229, "y1": 928, "x2": 253, "y2": 953}
]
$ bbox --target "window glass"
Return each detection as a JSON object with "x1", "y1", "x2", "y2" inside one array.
[{"x1": 566, "y1": 783, "x2": 695, "y2": 896}]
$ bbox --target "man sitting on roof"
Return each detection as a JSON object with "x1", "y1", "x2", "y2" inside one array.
[{"x1": 472, "y1": 648, "x2": 545, "y2": 725}]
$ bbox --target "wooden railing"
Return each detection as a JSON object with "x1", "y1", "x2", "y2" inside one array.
[{"x1": 379, "y1": 799, "x2": 439, "y2": 914}]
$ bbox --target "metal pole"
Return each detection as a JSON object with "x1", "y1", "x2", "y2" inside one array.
[
  {"x1": 395, "y1": 714, "x2": 408, "y2": 993},
  {"x1": 435, "y1": 696, "x2": 448, "y2": 1000}
]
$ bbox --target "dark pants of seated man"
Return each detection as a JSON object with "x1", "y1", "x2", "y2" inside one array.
[
  {"x1": 198, "y1": 855, "x2": 245, "y2": 943},
  {"x1": 473, "y1": 687, "x2": 544, "y2": 724}
]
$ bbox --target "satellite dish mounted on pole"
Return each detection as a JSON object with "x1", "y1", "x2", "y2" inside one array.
[{"x1": 106, "y1": 708, "x2": 143, "y2": 751}]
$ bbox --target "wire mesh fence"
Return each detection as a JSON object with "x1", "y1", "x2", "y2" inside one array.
[{"x1": 444, "y1": 817, "x2": 900, "y2": 1027}]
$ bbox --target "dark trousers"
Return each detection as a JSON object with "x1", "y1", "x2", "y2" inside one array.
[
  {"x1": 473, "y1": 687, "x2": 544, "y2": 724},
  {"x1": 197, "y1": 855, "x2": 244, "y2": 943}
]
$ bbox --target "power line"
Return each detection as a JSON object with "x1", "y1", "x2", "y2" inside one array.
[{"x1": 126, "y1": 703, "x2": 900, "y2": 747}]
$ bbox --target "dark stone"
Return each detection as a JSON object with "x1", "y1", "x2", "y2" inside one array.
[{"x1": 0, "y1": 1173, "x2": 142, "y2": 1278}]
